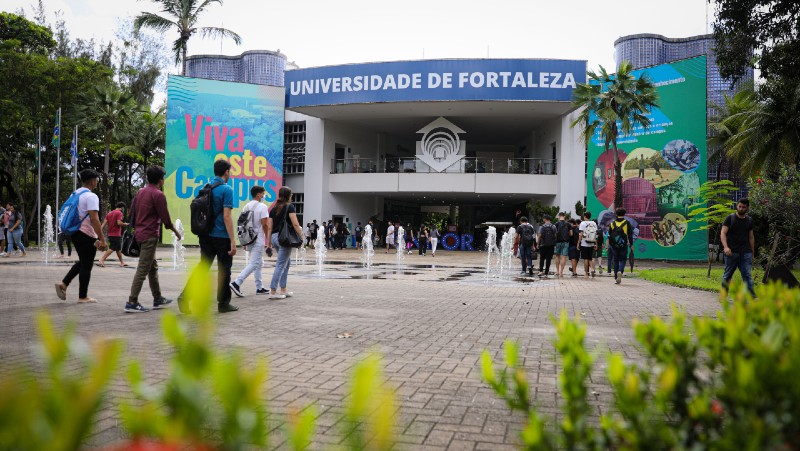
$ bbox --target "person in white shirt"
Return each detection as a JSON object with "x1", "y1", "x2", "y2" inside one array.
[
  {"x1": 386, "y1": 222, "x2": 395, "y2": 253},
  {"x1": 578, "y1": 212, "x2": 598, "y2": 278},
  {"x1": 54, "y1": 169, "x2": 106, "y2": 303},
  {"x1": 230, "y1": 186, "x2": 272, "y2": 296}
]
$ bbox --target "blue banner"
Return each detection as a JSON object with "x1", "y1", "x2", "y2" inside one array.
[{"x1": 286, "y1": 59, "x2": 586, "y2": 107}]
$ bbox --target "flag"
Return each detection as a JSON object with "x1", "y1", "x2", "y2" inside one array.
[
  {"x1": 51, "y1": 110, "x2": 60, "y2": 148},
  {"x1": 70, "y1": 131, "x2": 78, "y2": 162}
]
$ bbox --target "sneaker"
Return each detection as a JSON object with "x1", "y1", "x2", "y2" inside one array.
[
  {"x1": 153, "y1": 297, "x2": 173, "y2": 309},
  {"x1": 591, "y1": 270, "x2": 596, "y2": 278},
  {"x1": 229, "y1": 281, "x2": 244, "y2": 297},
  {"x1": 124, "y1": 302, "x2": 150, "y2": 313},
  {"x1": 616, "y1": 273, "x2": 622, "y2": 284},
  {"x1": 519, "y1": 271, "x2": 527, "y2": 275},
  {"x1": 256, "y1": 288, "x2": 269, "y2": 295},
  {"x1": 218, "y1": 304, "x2": 239, "y2": 313},
  {"x1": 269, "y1": 293, "x2": 287, "y2": 299},
  {"x1": 0, "y1": 252, "x2": 6, "y2": 257}
]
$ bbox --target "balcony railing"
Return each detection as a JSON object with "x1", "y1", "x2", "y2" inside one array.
[{"x1": 330, "y1": 157, "x2": 557, "y2": 175}]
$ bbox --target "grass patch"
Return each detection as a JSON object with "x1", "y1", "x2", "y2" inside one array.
[{"x1": 638, "y1": 266, "x2": 800, "y2": 292}]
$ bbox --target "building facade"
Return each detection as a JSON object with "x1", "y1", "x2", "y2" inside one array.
[{"x1": 186, "y1": 50, "x2": 287, "y2": 86}]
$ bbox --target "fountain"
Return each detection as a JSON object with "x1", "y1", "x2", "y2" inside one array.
[
  {"x1": 294, "y1": 246, "x2": 307, "y2": 266},
  {"x1": 361, "y1": 224, "x2": 374, "y2": 269},
  {"x1": 498, "y1": 226, "x2": 517, "y2": 278},
  {"x1": 313, "y1": 230, "x2": 327, "y2": 275},
  {"x1": 172, "y1": 219, "x2": 186, "y2": 271},
  {"x1": 395, "y1": 225, "x2": 405, "y2": 264},
  {"x1": 484, "y1": 226, "x2": 498, "y2": 280},
  {"x1": 41, "y1": 205, "x2": 55, "y2": 264}
]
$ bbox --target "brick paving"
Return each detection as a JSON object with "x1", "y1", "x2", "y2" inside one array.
[{"x1": 0, "y1": 248, "x2": 719, "y2": 450}]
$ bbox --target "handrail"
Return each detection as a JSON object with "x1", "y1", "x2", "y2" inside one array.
[{"x1": 330, "y1": 157, "x2": 557, "y2": 174}]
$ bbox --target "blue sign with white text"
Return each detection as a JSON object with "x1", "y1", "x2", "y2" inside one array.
[{"x1": 286, "y1": 59, "x2": 587, "y2": 107}]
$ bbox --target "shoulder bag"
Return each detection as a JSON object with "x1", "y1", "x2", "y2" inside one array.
[
  {"x1": 121, "y1": 197, "x2": 140, "y2": 257},
  {"x1": 277, "y1": 203, "x2": 303, "y2": 248}
]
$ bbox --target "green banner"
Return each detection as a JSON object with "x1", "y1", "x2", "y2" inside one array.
[
  {"x1": 165, "y1": 75, "x2": 285, "y2": 245},
  {"x1": 587, "y1": 56, "x2": 707, "y2": 260}
]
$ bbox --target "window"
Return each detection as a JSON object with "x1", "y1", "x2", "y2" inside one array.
[
  {"x1": 283, "y1": 122, "x2": 306, "y2": 174},
  {"x1": 291, "y1": 193, "x2": 304, "y2": 225}
]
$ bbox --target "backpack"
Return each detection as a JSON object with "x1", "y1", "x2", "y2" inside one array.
[
  {"x1": 57, "y1": 189, "x2": 90, "y2": 235},
  {"x1": 236, "y1": 202, "x2": 259, "y2": 246},
  {"x1": 355, "y1": 225, "x2": 362, "y2": 235},
  {"x1": 583, "y1": 221, "x2": 598, "y2": 244},
  {"x1": 540, "y1": 223, "x2": 557, "y2": 247},
  {"x1": 609, "y1": 219, "x2": 630, "y2": 249},
  {"x1": 520, "y1": 224, "x2": 535, "y2": 246},
  {"x1": 190, "y1": 181, "x2": 224, "y2": 236},
  {"x1": 556, "y1": 220, "x2": 570, "y2": 242}
]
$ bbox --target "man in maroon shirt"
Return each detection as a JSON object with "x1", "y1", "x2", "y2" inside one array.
[
  {"x1": 98, "y1": 202, "x2": 128, "y2": 267},
  {"x1": 124, "y1": 165, "x2": 182, "y2": 313}
]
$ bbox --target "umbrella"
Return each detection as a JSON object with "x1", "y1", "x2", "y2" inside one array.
[{"x1": 629, "y1": 249, "x2": 635, "y2": 272}]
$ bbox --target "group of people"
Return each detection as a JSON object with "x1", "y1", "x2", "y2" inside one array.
[
  {"x1": 384, "y1": 222, "x2": 441, "y2": 256},
  {"x1": 53, "y1": 159, "x2": 304, "y2": 314},
  {"x1": 513, "y1": 210, "x2": 635, "y2": 284},
  {"x1": 0, "y1": 202, "x2": 26, "y2": 258}
]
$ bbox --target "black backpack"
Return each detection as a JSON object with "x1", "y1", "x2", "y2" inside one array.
[
  {"x1": 190, "y1": 181, "x2": 224, "y2": 236},
  {"x1": 609, "y1": 219, "x2": 630, "y2": 249},
  {"x1": 520, "y1": 224, "x2": 535, "y2": 246},
  {"x1": 556, "y1": 220, "x2": 570, "y2": 242},
  {"x1": 540, "y1": 223, "x2": 557, "y2": 247}
]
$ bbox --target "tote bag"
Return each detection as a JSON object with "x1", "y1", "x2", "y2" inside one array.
[
  {"x1": 121, "y1": 198, "x2": 140, "y2": 257},
  {"x1": 277, "y1": 204, "x2": 303, "y2": 248}
]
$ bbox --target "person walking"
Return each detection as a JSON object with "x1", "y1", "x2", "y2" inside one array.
[
  {"x1": 418, "y1": 226, "x2": 428, "y2": 256},
  {"x1": 305, "y1": 223, "x2": 312, "y2": 247},
  {"x1": 513, "y1": 216, "x2": 536, "y2": 276},
  {"x1": 536, "y1": 215, "x2": 557, "y2": 277},
  {"x1": 97, "y1": 202, "x2": 129, "y2": 267},
  {"x1": 607, "y1": 208, "x2": 634, "y2": 284},
  {"x1": 386, "y1": 221, "x2": 395, "y2": 253},
  {"x1": 0, "y1": 204, "x2": 6, "y2": 256},
  {"x1": 578, "y1": 212, "x2": 598, "y2": 278},
  {"x1": 309, "y1": 219, "x2": 319, "y2": 247},
  {"x1": 720, "y1": 198, "x2": 755, "y2": 297},
  {"x1": 54, "y1": 169, "x2": 106, "y2": 303},
  {"x1": 230, "y1": 185, "x2": 272, "y2": 297},
  {"x1": 56, "y1": 231, "x2": 73, "y2": 258},
  {"x1": 568, "y1": 219, "x2": 580, "y2": 277},
  {"x1": 177, "y1": 159, "x2": 239, "y2": 314},
  {"x1": 3, "y1": 202, "x2": 25, "y2": 257},
  {"x1": 405, "y1": 224, "x2": 415, "y2": 254},
  {"x1": 267, "y1": 186, "x2": 304, "y2": 299},
  {"x1": 430, "y1": 224, "x2": 440, "y2": 257},
  {"x1": 355, "y1": 222, "x2": 363, "y2": 249},
  {"x1": 124, "y1": 165, "x2": 183, "y2": 313},
  {"x1": 553, "y1": 213, "x2": 570, "y2": 276}
]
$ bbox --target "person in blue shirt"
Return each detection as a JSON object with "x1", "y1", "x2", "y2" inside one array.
[{"x1": 178, "y1": 159, "x2": 239, "y2": 314}]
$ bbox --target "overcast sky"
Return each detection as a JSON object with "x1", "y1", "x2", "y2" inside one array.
[{"x1": 5, "y1": 0, "x2": 715, "y2": 72}]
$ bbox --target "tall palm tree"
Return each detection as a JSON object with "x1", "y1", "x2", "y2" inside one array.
[
  {"x1": 571, "y1": 61, "x2": 660, "y2": 209},
  {"x1": 75, "y1": 83, "x2": 137, "y2": 215},
  {"x1": 707, "y1": 87, "x2": 757, "y2": 180},
  {"x1": 725, "y1": 78, "x2": 800, "y2": 175},
  {"x1": 134, "y1": 0, "x2": 241, "y2": 76}
]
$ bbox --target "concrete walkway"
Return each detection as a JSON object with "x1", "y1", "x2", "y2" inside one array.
[{"x1": 0, "y1": 247, "x2": 719, "y2": 450}]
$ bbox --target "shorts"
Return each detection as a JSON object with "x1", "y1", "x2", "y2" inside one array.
[
  {"x1": 554, "y1": 242, "x2": 568, "y2": 256},
  {"x1": 108, "y1": 236, "x2": 122, "y2": 251},
  {"x1": 568, "y1": 246, "x2": 579, "y2": 260},
  {"x1": 580, "y1": 246, "x2": 594, "y2": 261}
]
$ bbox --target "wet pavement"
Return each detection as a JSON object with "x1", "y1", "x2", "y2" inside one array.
[{"x1": 0, "y1": 246, "x2": 719, "y2": 450}]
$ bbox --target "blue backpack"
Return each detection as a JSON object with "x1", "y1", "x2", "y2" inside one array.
[{"x1": 57, "y1": 189, "x2": 90, "y2": 235}]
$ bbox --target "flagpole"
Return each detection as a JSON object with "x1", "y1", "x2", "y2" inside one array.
[
  {"x1": 73, "y1": 125, "x2": 78, "y2": 191},
  {"x1": 37, "y1": 127, "x2": 41, "y2": 248},
  {"x1": 55, "y1": 108, "x2": 61, "y2": 216}
]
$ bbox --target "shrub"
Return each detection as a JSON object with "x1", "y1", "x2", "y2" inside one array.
[{"x1": 482, "y1": 281, "x2": 800, "y2": 450}]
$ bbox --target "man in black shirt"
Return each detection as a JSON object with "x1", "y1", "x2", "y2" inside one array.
[{"x1": 720, "y1": 198, "x2": 755, "y2": 297}]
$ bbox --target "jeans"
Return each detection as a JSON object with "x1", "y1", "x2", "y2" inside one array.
[
  {"x1": 722, "y1": 252, "x2": 755, "y2": 296},
  {"x1": 128, "y1": 237, "x2": 161, "y2": 304},
  {"x1": 538, "y1": 245, "x2": 555, "y2": 274},
  {"x1": 58, "y1": 233, "x2": 73, "y2": 256},
  {"x1": 270, "y1": 233, "x2": 292, "y2": 290},
  {"x1": 519, "y1": 246, "x2": 533, "y2": 272},
  {"x1": 184, "y1": 235, "x2": 233, "y2": 307},
  {"x1": 418, "y1": 237, "x2": 427, "y2": 255},
  {"x1": 6, "y1": 227, "x2": 24, "y2": 253},
  {"x1": 62, "y1": 231, "x2": 97, "y2": 298},
  {"x1": 610, "y1": 246, "x2": 627, "y2": 277},
  {"x1": 235, "y1": 242, "x2": 264, "y2": 290}
]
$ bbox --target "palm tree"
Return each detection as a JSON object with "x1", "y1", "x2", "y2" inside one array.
[
  {"x1": 725, "y1": 78, "x2": 800, "y2": 175},
  {"x1": 119, "y1": 106, "x2": 166, "y2": 185},
  {"x1": 134, "y1": 0, "x2": 241, "y2": 76},
  {"x1": 707, "y1": 87, "x2": 756, "y2": 180},
  {"x1": 75, "y1": 83, "x2": 137, "y2": 215},
  {"x1": 571, "y1": 61, "x2": 659, "y2": 209}
]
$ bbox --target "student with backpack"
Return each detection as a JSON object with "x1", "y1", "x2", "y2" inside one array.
[
  {"x1": 578, "y1": 211, "x2": 598, "y2": 278},
  {"x1": 607, "y1": 207, "x2": 634, "y2": 284},
  {"x1": 513, "y1": 216, "x2": 536, "y2": 276},
  {"x1": 230, "y1": 185, "x2": 272, "y2": 297},
  {"x1": 178, "y1": 159, "x2": 239, "y2": 314},
  {"x1": 537, "y1": 215, "x2": 557, "y2": 277},
  {"x1": 54, "y1": 169, "x2": 106, "y2": 303},
  {"x1": 554, "y1": 212, "x2": 571, "y2": 277}
]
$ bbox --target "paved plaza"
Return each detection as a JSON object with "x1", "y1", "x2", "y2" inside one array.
[{"x1": 0, "y1": 247, "x2": 719, "y2": 450}]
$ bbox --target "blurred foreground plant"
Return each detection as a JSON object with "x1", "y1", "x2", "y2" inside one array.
[{"x1": 482, "y1": 281, "x2": 800, "y2": 450}]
